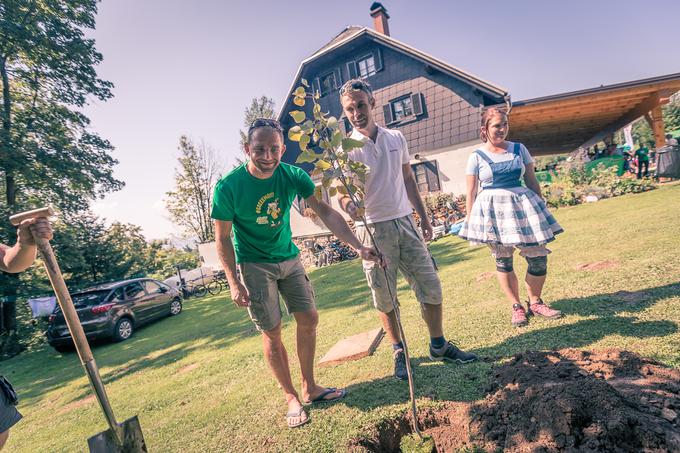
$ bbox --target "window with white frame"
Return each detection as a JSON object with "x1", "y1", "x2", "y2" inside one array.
[
  {"x1": 320, "y1": 72, "x2": 337, "y2": 96},
  {"x1": 357, "y1": 55, "x2": 376, "y2": 78},
  {"x1": 392, "y1": 96, "x2": 413, "y2": 121}
]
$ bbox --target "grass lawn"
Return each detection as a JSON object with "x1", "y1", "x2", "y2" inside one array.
[{"x1": 5, "y1": 183, "x2": 680, "y2": 452}]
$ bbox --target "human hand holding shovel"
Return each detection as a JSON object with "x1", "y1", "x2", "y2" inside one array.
[{"x1": 10, "y1": 207, "x2": 147, "y2": 453}]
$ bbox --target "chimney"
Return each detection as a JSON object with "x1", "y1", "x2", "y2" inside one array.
[{"x1": 370, "y1": 2, "x2": 390, "y2": 36}]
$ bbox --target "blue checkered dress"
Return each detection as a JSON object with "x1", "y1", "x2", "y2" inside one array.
[{"x1": 458, "y1": 144, "x2": 563, "y2": 246}]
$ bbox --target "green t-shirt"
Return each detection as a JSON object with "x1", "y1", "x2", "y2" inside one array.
[
  {"x1": 635, "y1": 147, "x2": 650, "y2": 162},
  {"x1": 211, "y1": 162, "x2": 315, "y2": 263}
]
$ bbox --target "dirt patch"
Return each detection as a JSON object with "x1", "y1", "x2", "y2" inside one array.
[
  {"x1": 348, "y1": 349, "x2": 680, "y2": 452},
  {"x1": 575, "y1": 260, "x2": 619, "y2": 271},
  {"x1": 58, "y1": 394, "x2": 96, "y2": 415},
  {"x1": 178, "y1": 363, "x2": 200, "y2": 374},
  {"x1": 476, "y1": 272, "x2": 495, "y2": 282}
]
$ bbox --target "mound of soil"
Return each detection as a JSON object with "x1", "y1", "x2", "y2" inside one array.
[{"x1": 349, "y1": 349, "x2": 680, "y2": 452}]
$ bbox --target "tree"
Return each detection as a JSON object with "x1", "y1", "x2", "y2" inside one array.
[
  {"x1": 165, "y1": 136, "x2": 221, "y2": 242},
  {"x1": 239, "y1": 95, "x2": 276, "y2": 151},
  {"x1": 631, "y1": 99, "x2": 680, "y2": 146},
  {"x1": 0, "y1": 1, "x2": 122, "y2": 342}
]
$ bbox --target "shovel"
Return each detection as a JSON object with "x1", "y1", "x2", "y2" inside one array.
[{"x1": 10, "y1": 207, "x2": 147, "y2": 453}]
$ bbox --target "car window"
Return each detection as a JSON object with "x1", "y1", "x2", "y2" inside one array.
[
  {"x1": 109, "y1": 288, "x2": 125, "y2": 302},
  {"x1": 71, "y1": 291, "x2": 109, "y2": 308},
  {"x1": 143, "y1": 280, "x2": 163, "y2": 294},
  {"x1": 124, "y1": 282, "x2": 145, "y2": 299}
]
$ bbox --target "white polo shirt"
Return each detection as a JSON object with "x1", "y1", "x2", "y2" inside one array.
[{"x1": 347, "y1": 126, "x2": 413, "y2": 224}]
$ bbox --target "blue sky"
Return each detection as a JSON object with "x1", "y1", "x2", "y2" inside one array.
[{"x1": 85, "y1": 0, "x2": 680, "y2": 239}]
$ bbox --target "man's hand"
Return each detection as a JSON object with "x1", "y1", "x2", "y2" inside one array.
[
  {"x1": 358, "y1": 245, "x2": 385, "y2": 267},
  {"x1": 420, "y1": 220, "x2": 433, "y2": 242},
  {"x1": 229, "y1": 281, "x2": 251, "y2": 307},
  {"x1": 18, "y1": 218, "x2": 53, "y2": 246}
]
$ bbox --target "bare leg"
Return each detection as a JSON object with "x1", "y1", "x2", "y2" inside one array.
[
  {"x1": 525, "y1": 273, "x2": 547, "y2": 303},
  {"x1": 295, "y1": 309, "x2": 343, "y2": 403},
  {"x1": 421, "y1": 303, "x2": 443, "y2": 338},
  {"x1": 261, "y1": 323, "x2": 305, "y2": 425},
  {"x1": 378, "y1": 309, "x2": 402, "y2": 344},
  {"x1": 496, "y1": 270, "x2": 521, "y2": 305},
  {"x1": 0, "y1": 430, "x2": 9, "y2": 450}
]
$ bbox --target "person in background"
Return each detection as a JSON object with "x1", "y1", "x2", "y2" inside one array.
[
  {"x1": 0, "y1": 216, "x2": 53, "y2": 450},
  {"x1": 666, "y1": 133, "x2": 678, "y2": 148},
  {"x1": 635, "y1": 141, "x2": 650, "y2": 179}
]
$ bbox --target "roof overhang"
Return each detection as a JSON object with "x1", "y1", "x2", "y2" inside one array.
[
  {"x1": 278, "y1": 27, "x2": 508, "y2": 120},
  {"x1": 509, "y1": 73, "x2": 680, "y2": 155}
]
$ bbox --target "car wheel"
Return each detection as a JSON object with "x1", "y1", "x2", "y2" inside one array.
[
  {"x1": 169, "y1": 298, "x2": 182, "y2": 316},
  {"x1": 113, "y1": 318, "x2": 134, "y2": 342}
]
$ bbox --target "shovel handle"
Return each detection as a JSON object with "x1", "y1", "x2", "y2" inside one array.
[{"x1": 9, "y1": 207, "x2": 54, "y2": 226}]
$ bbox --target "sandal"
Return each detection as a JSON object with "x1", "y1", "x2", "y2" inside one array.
[
  {"x1": 286, "y1": 406, "x2": 309, "y2": 428},
  {"x1": 304, "y1": 387, "x2": 347, "y2": 405}
]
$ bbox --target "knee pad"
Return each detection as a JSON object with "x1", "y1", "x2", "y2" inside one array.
[
  {"x1": 526, "y1": 255, "x2": 547, "y2": 276},
  {"x1": 495, "y1": 256, "x2": 513, "y2": 273}
]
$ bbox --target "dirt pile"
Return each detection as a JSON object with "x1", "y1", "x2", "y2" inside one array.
[{"x1": 349, "y1": 349, "x2": 680, "y2": 452}]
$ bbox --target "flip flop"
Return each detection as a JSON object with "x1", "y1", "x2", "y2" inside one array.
[
  {"x1": 304, "y1": 387, "x2": 347, "y2": 405},
  {"x1": 286, "y1": 406, "x2": 309, "y2": 428}
]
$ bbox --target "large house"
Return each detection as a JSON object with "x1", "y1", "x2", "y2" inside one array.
[{"x1": 278, "y1": 3, "x2": 680, "y2": 238}]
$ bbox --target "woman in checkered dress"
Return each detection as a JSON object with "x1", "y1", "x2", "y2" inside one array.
[{"x1": 459, "y1": 108, "x2": 564, "y2": 327}]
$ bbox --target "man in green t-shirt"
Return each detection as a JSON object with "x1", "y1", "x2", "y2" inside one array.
[
  {"x1": 212, "y1": 118, "x2": 380, "y2": 429},
  {"x1": 635, "y1": 142, "x2": 650, "y2": 179}
]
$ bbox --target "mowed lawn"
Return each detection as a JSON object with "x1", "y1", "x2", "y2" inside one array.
[{"x1": 5, "y1": 183, "x2": 680, "y2": 452}]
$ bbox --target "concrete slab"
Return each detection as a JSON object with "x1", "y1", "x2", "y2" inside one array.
[{"x1": 318, "y1": 328, "x2": 384, "y2": 367}]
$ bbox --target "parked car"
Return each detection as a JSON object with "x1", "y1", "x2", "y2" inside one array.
[{"x1": 47, "y1": 278, "x2": 182, "y2": 352}]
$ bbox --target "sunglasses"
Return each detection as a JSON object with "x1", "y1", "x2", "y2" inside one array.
[
  {"x1": 248, "y1": 118, "x2": 283, "y2": 134},
  {"x1": 339, "y1": 80, "x2": 373, "y2": 97}
]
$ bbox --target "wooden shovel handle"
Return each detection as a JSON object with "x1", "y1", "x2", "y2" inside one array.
[
  {"x1": 9, "y1": 207, "x2": 54, "y2": 226},
  {"x1": 34, "y1": 237, "x2": 94, "y2": 363}
]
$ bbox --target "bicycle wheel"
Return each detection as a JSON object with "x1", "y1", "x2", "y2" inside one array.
[
  {"x1": 206, "y1": 280, "x2": 223, "y2": 296},
  {"x1": 193, "y1": 285, "x2": 208, "y2": 298}
]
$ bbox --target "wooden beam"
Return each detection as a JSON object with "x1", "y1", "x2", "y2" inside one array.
[
  {"x1": 511, "y1": 98, "x2": 649, "y2": 119},
  {"x1": 581, "y1": 91, "x2": 666, "y2": 149},
  {"x1": 650, "y1": 105, "x2": 666, "y2": 148}
]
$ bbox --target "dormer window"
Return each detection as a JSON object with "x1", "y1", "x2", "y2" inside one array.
[
  {"x1": 357, "y1": 55, "x2": 376, "y2": 78},
  {"x1": 320, "y1": 72, "x2": 337, "y2": 96}
]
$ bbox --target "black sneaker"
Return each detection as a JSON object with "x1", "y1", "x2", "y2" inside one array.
[
  {"x1": 429, "y1": 341, "x2": 477, "y2": 364},
  {"x1": 393, "y1": 349, "x2": 409, "y2": 380}
]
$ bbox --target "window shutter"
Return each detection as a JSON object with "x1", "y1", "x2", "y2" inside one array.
[
  {"x1": 374, "y1": 48, "x2": 383, "y2": 72},
  {"x1": 425, "y1": 161, "x2": 441, "y2": 192},
  {"x1": 335, "y1": 68, "x2": 342, "y2": 87},
  {"x1": 313, "y1": 78, "x2": 321, "y2": 96},
  {"x1": 383, "y1": 104, "x2": 394, "y2": 124},
  {"x1": 411, "y1": 92, "x2": 423, "y2": 116},
  {"x1": 347, "y1": 61, "x2": 358, "y2": 79}
]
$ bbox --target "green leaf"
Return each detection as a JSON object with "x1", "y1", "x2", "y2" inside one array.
[
  {"x1": 294, "y1": 87, "x2": 306, "y2": 98},
  {"x1": 290, "y1": 110, "x2": 306, "y2": 123},
  {"x1": 314, "y1": 185, "x2": 323, "y2": 200},
  {"x1": 342, "y1": 137, "x2": 365, "y2": 151},
  {"x1": 331, "y1": 130, "x2": 343, "y2": 148},
  {"x1": 315, "y1": 160, "x2": 332, "y2": 171},
  {"x1": 337, "y1": 185, "x2": 348, "y2": 195},
  {"x1": 296, "y1": 151, "x2": 318, "y2": 164},
  {"x1": 299, "y1": 134, "x2": 310, "y2": 151},
  {"x1": 301, "y1": 120, "x2": 314, "y2": 133},
  {"x1": 293, "y1": 96, "x2": 305, "y2": 107},
  {"x1": 288, "y1": 126, "x2": 303, "y2": 142},
  {"x1": 327, "y1": 116, "x2": 339, "y2": 130},
  {"x1": 313, "y1": 104, "x2": 321, "y2": 115},
  {"x1": 301, "y1": 78, "x2": 309, "y2": 87},
  {"x1": 322, "y1": 177, "x2": 333, "y2": 189},
  {"x1": 328, "y1": 186, "x2": 337, "y2": 197}
]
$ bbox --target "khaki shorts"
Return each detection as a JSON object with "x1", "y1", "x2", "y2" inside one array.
[
  {"x1": 356, "y1": 215, "x2": 442, "y2": 313},
  {"x1": 238, "y1": 257, "x2": 315, "y2": 332}
]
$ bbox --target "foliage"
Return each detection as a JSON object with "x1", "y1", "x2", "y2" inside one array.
[
  {"x1": 534, "y1": 155, "x2": 567, "y2": 172},
  {"x1": 239, "y1": 95, "x2": 276, "y2": 151},
  {"x1": 0, "y1": 0, "x2": 122, "y2": 338},
  {"x1": 542, "y1": 162, "x2": 655, "y2": 208},
  {"x1": 165, "y1": 136, "x2": 221, "y2": 242},
  {"x1": 631, "y1": 100, "x2": 680, "y2": 146},
  {"x1": 287, "y1": 81, "x2": 369, "y2": 216}
]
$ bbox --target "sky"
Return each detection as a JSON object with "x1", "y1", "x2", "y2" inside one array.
[{"x1": 84, "y1": 0, "x2": 680, "y2": 240}]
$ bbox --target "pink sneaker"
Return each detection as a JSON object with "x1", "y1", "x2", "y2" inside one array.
[
  {"x1": 527, "y1": 299, "x2": 563, "y2": 319},
  {"x1": 511, "y1": 303, "x2": 528, "y2": 327}
]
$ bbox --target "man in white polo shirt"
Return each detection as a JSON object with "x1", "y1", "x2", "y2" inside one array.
[{"x1": 336, "y1": 79, "x2": 477, "y2": 380}]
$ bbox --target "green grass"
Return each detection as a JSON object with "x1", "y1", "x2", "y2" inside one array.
[{"x1": 5, "y1": 183, "x2": 680, "y2": 452}]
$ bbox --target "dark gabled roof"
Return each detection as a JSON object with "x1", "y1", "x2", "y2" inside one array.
[{"x1": 278, "y1": 27, "x2": 508, "y2": 120}]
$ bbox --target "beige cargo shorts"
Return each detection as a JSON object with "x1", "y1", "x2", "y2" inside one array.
[
  {"x1": 356, "y1": 215, "x2": 442, "y2": 313},
  {"x1": 238, "y1": 257, "x2": 315, "y2": 332}
]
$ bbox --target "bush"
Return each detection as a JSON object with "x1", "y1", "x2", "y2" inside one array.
[{"x1": 542, "y1": 162, "x2": 655, "y2": 208}]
